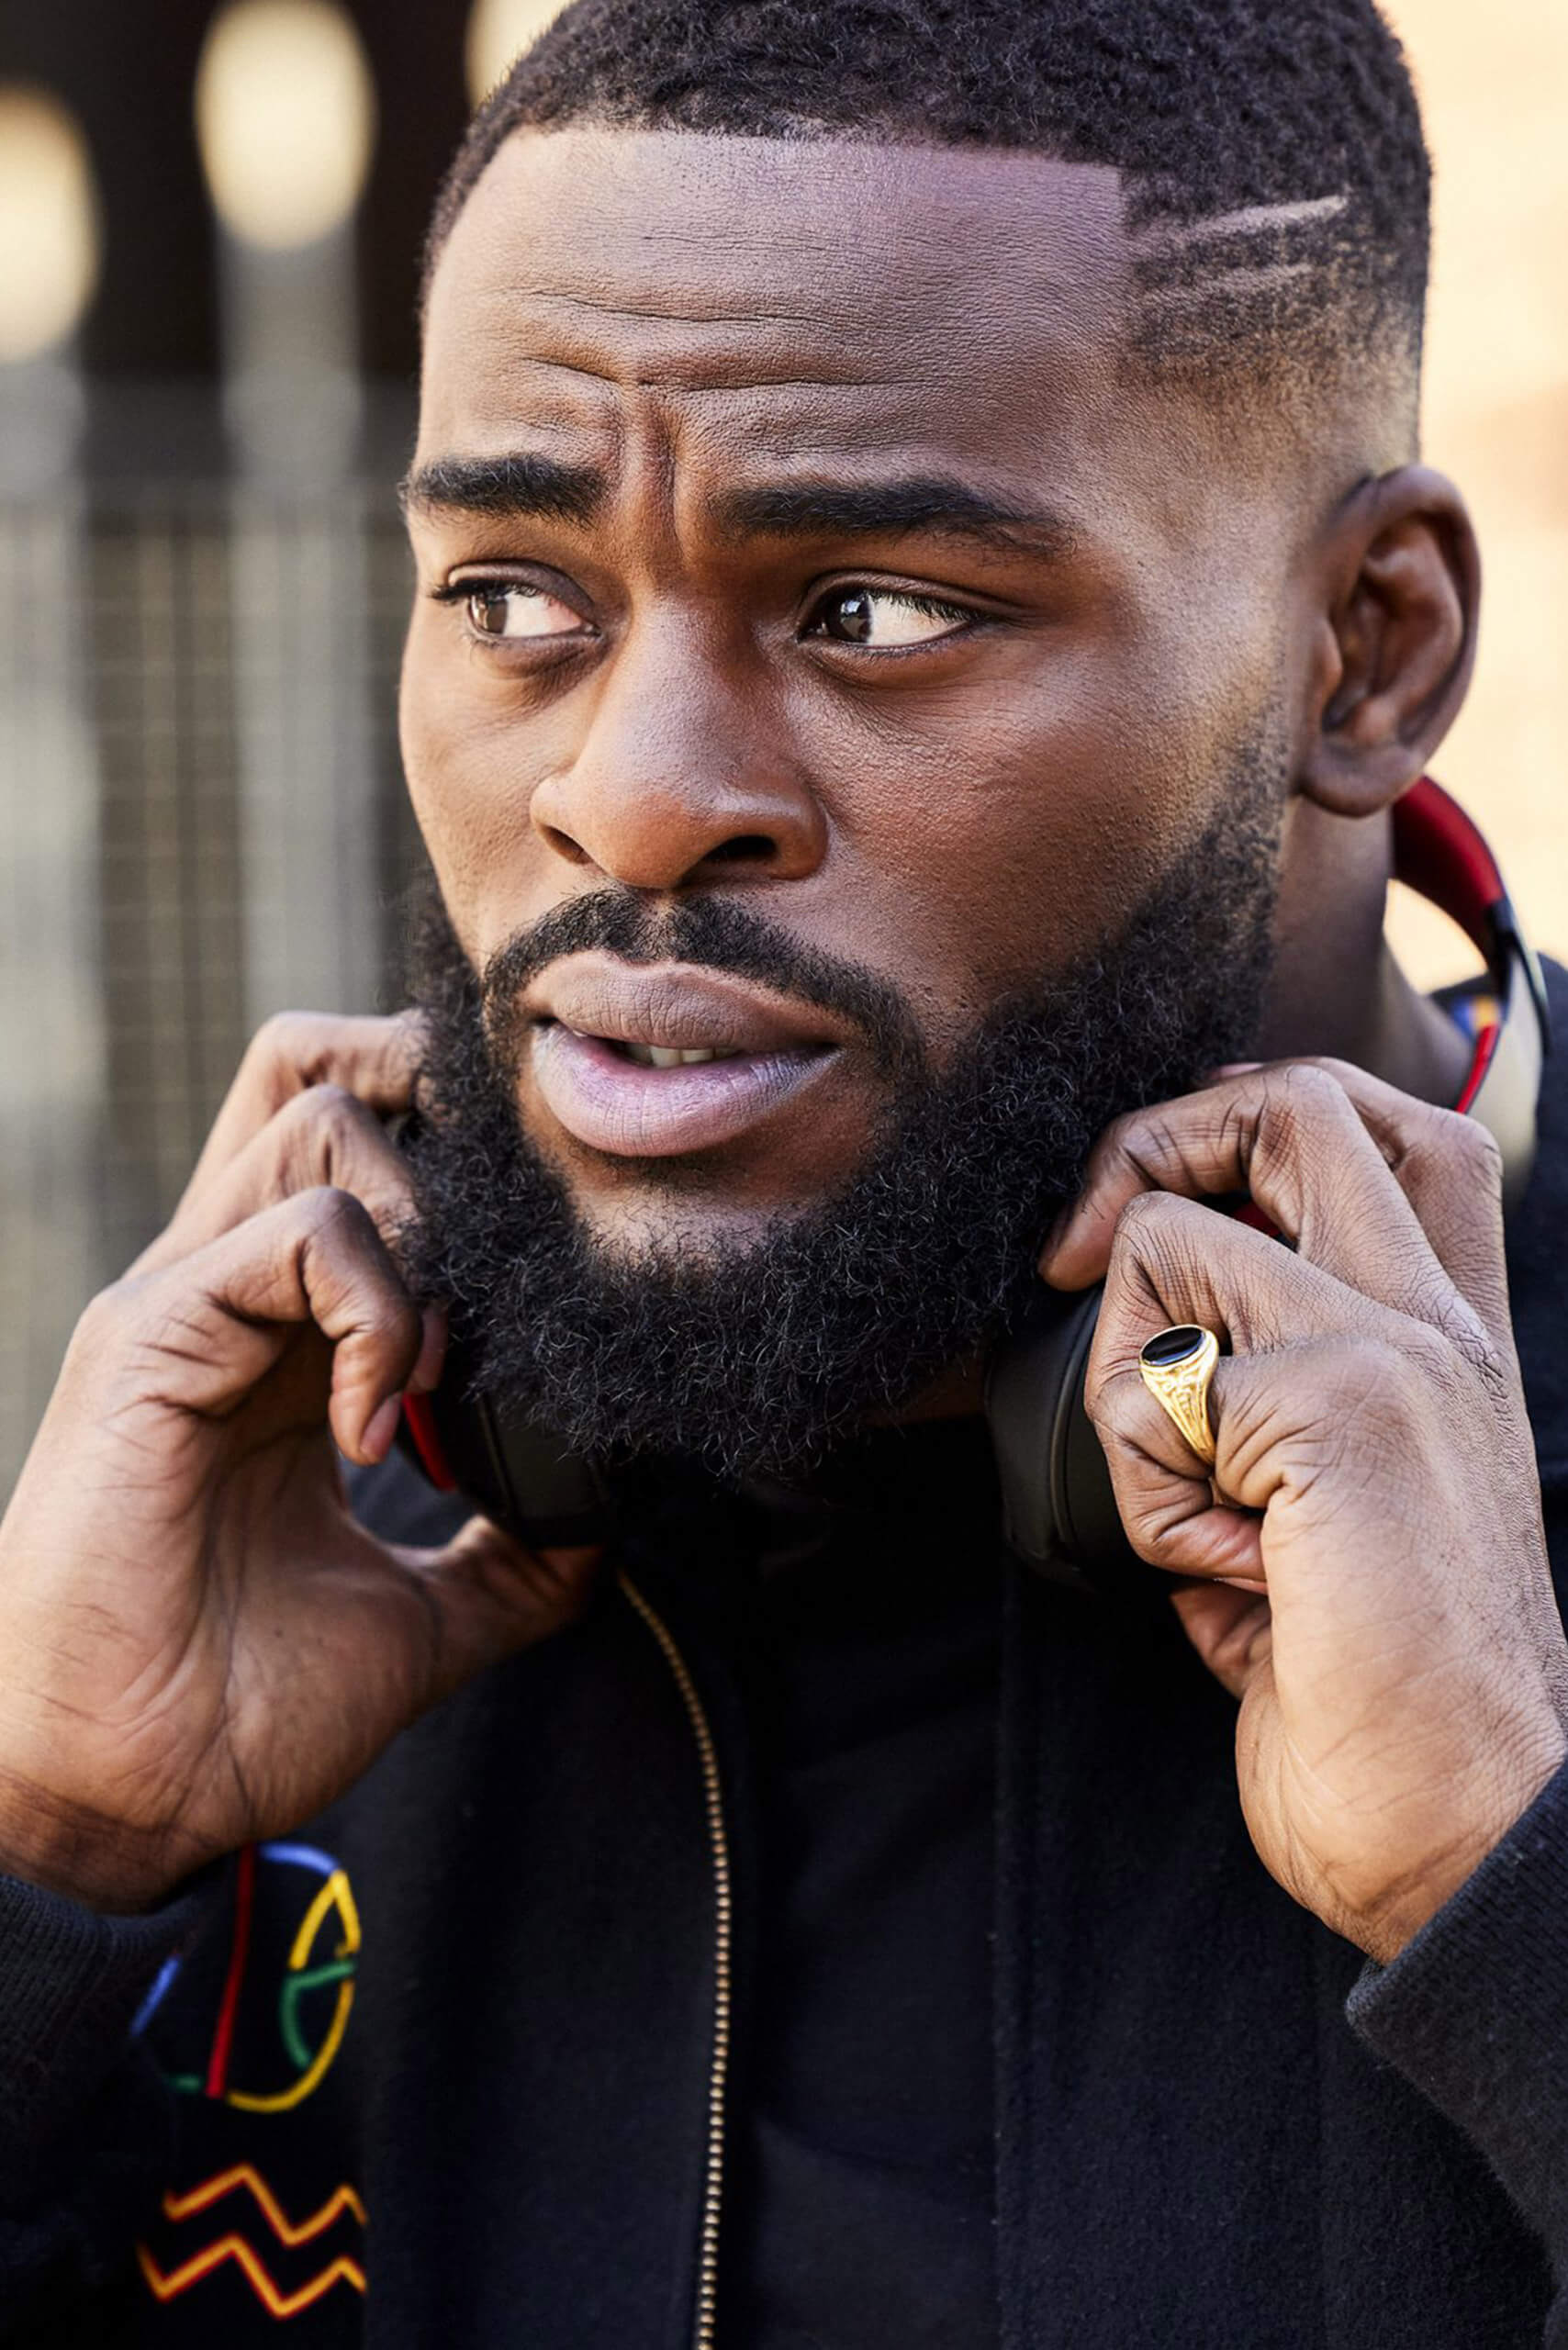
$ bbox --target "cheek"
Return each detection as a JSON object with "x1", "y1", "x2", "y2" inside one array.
[
  {"x1": 825, "y1": 656, "x2": 1207, "y2": 1016},
  {"x1": 398, "y1": 627, "x2": 555, "y2": 943}
]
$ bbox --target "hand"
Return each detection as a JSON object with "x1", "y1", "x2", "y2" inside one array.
[
  {"x1": 0, "y1": 1013, "x2": 599, "y2": 1913},
  {"x1": 1042, "y1": 1060, "x2": 1568, "y2": 1963}
]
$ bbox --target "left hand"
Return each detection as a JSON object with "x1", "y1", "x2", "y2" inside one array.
[{"x1": 1041, "y1": 1059, "x2": 1568, "y2": 1963}]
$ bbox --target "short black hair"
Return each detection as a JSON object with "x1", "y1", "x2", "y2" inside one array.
[{"x1": 425, "y1": 0, "x2": 1429, "y2": 394}]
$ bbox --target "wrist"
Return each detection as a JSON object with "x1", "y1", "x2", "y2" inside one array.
[
  {"x1": 0, "y1": 1774, "x2": 193, "y2": 1916},
  {"x1": 1360, "y1": 1718, "x2": 1568, "y2": 1964}
]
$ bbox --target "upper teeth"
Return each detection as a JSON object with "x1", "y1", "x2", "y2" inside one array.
[{"x1": 622, "y1": 1043, "x2": 729, "y2": 1068}]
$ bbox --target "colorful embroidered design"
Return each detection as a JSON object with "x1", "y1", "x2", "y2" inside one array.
[
  {"x1": 135, "y1": 1840, "x2": 361, "y2": 2112},
  {"x1": 137, "y1": 2165, "x2": 365, "y2": 2317}
]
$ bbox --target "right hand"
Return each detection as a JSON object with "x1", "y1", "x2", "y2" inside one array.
[{"x1": 0, "y1": 1013, "x2": 601, "y2": 1912}]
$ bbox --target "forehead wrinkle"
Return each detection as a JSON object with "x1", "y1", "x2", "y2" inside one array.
[
  {"x1": 421, "y1": 142, "x2": 1155, "y2": 539},
  {"x1": 430, "y1": 287, "x2": 940, "y2": 436},
  {"x1": 430, "y1": 138, "x2": 1132, "y2": 392},
  {"x1": 514, "y1": 285, "x2": 841, "y2": 333}
]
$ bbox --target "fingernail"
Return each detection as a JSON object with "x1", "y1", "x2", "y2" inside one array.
[
  {"x1": 1209, "y1": 1060, "x2": 1262, "y2": 1079},
  {"x1": 410, "y1": 1304, "x2": 448, "y2": 1395},
  {"x1": 363, "y1": 1393, "x2": 403, "y2": 1461}
]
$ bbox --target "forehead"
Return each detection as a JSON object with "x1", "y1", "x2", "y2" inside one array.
[{"x1": 419, "y1": 129, "x2": 1137, "y2": 487}]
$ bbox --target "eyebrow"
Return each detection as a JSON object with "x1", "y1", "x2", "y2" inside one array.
[
  {"x1": 401, "y1": 453, "x2": 1078, "y2": 562},
  {"x1": 399, "y1": 453, "x2": 606, "y2": 524},
  {"x1": 715, "y1": 476, "x2": 1080, "y2": 560}
]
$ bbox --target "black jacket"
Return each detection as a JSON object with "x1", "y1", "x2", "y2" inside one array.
[{"x1": 5, "y1": 964, "x2": 1568, "y2": 2348}]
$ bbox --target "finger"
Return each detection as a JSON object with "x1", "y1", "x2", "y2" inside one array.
[
  {"x1": 1043, "y1": 1061, "x2": 1494, "y2": 1356},
  {"x1": 1092, "y1": 1185, "x2": 1389, "y2": 1366},
  {"x1": 1082, "y1": 1192, "x2": 1391, "y2": 1576},
  {"x1": 1090, "y1": 1298, "x2": 1449, "y2": 1589},
  {"x1": 1282, "y1": 1058, "x2": 1511, "y2": 1355},
  {"x1": 180, "y1": 1011, "x2": 425, "y2": 1207},
  {"x1": 138, "y1": 1083, "x2": 420, "y2": 1274},
  {"x1": 112, "y1": 1187, "x2": 425, "y2": 1464},
  {"x1": 1085, "y1": 1342, "x2": 1269, "y2": 1585}
]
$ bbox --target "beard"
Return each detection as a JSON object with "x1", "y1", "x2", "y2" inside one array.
[{"x1": 401, "y1": 741, "x2": 1284, "y2": 1484}]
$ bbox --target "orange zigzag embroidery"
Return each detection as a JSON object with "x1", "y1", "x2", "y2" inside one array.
[
  {"x1": 137, "y1": 2237, "x2": 365, "y2": 2319},
  {"x1": 137, "y1": 2165, "x2": 366, "y2": 2317},
  {"x1": 161, "y1": 2165, "x2": 366, "y2": 2244}
]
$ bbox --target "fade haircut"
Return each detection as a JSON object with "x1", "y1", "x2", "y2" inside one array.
[{"x1": 424, "y1": 0, "x2": 1430, "y2": 400}]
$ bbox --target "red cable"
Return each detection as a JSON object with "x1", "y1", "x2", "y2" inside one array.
[{"x1": 205, "y1": 1841, "x2": 257, "y2": 2101}]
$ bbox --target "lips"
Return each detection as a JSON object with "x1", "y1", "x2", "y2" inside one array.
[{"x1": 521, "y1": 954, "x2": 846, "y2": 1158}]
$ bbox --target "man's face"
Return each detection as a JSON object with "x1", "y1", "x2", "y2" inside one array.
[{"x1": 402, "y1": 129, "x2": 1298, "y2": 1264}]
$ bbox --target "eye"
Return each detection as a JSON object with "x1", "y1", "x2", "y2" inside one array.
[
  {"x1": 806, "y1": 586, "x2": 973, "y2": 648},
  {"x1": 463, "y1": 583, "x2": 589, "y2": 641}
]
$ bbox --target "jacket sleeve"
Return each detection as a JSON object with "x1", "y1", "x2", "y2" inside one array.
[
  {"x1": 0, "y1": 1871, "x2": 208, "y2": 2343},
  {"x1": 1348, "y1": 1750, "x2": 1568, "y2": 2347}
]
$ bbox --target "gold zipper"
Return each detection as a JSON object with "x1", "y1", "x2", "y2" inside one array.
[{"x1": 619, "y1": 1569, "x2": 734, "y2": 2350}]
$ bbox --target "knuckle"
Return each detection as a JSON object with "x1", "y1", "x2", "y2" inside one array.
[
  {"x1": 69, "y1": 1281, "x2": 134, "y2": 1358},
  {"x1": 279, "y1": 1080, "x2": 366, "y2": 1169},
  {"x1": 1265, "y1": 1061, "x2": 1349, "y2": 1136},
  {"x1": 1083, "y1": 1361, "x2": 1139, "y2": 1438},
  {"x1": 1299, "y1": 1055, "x2": 1364, "y2": 1092},
  {"x1": 248, "y1": 1008, "x2": 327, "y2": 1075},
  {"x1": 1316, "y1": 1334, "x2": 1428, "y2": 1441},
  {"x1": 292, "y1": 1189, "x2": 413, "y2": 1339},
  {"x1": 241, "y1": 1009, "x2": 332, "y2": 1117},
  {"x1": 1108, "y1": 1188, "x2": 1212, "y2": 1303},
  {"x1": 1439, "y1": 1105, "x2": 1505, "y2": 1192},
  {"x1": 1113, "y1": 1184, "x2": 1176, "y2": 1238},
  {"x1": 293, "y1": 1181, "x2": 378, "y2": 1252},
  {"x1": 1112, "y1": 1186, "x2": 1206, "y2": 1252}
]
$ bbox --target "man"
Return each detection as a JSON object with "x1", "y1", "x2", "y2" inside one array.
[{"x1": 2, "y1": 0, "x2": 1566, "y2": 2340}]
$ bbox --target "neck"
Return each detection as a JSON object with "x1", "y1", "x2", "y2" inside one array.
[{"x1": 1260, "y1": 795, "x2": 1473, "y2": 1107}]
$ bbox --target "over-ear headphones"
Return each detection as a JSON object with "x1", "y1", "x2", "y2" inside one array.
[
  {"x1": 988, "y1": 775, "x2": 1549, "y2": 1598},
  {"x1": 398, "y1": 778, "x2": 1549, "y2": 1598}
]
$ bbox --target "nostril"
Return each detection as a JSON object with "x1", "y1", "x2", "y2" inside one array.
[{"x1": 703, "y1": 834, "x2": 776, "y2": 866}]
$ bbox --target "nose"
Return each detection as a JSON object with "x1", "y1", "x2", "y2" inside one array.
[{"x1": 530, "y1": 613, "x2": 826, "y2": 890}]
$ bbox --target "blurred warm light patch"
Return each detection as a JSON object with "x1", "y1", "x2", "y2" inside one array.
[
  {"x1": 0, "y1": 87, "x2": 99, "y2": 364},
  {"x1": 466, "y1": 0, "x2": 568, "y2": 105},
  {"x1": 195, "y1": 0, "x2": 376, "y2": 250},
  {"x1": 1381, "y1": 0, "x2": 1568, "y2": 976}
]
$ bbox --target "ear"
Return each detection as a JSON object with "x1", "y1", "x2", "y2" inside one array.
[{"x1": 1299, "y1": 466, "x2": 1480, "y2": 818}]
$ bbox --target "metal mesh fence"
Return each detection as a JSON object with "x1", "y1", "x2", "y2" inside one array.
[{"x1": 0, "y1": 468, "x2": 424, "y2": 1495}]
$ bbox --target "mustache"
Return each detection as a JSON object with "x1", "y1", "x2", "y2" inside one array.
[{"x1": 478, "y1": 889, "x2": 928, "y2": 1081}]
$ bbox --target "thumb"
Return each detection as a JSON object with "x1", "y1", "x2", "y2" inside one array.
[{"x1": 397, "y1": 1516, "x2": 605, "y2": 1702}]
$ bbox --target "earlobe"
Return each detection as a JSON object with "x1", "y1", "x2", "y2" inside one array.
[{"x1": 1300, "y1": 466, "x2": 1480, "y2": 819}]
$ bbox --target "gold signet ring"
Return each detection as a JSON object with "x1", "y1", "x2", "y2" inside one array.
[{"x1": 1137, "y1": 1325, "x2": 1221, "y2": 1471}]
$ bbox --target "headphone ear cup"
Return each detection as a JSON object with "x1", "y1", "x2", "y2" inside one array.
[
  {"x1": 402, "y1": 1322, "x2": 614, "y2": 1548},
  {"x1": 986, "y1": 1287, "x2": 1164, "y2": 1606}
]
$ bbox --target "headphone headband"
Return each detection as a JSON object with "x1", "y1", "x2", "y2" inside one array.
[{"x1": 1394, "y1": 777, "x2": 1549, "y2": 1211}]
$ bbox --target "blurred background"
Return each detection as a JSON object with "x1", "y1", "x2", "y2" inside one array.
[{"x1": 0, "y1": 0, "x2": 1562, "y2": 1491}]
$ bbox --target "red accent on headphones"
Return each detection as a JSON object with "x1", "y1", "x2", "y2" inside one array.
[
  {"x1": 1455, "y1": 1022, "x2": 1501, "y2": 1116},
  {"x1": 1394, "y1": 775, "x2": 1506, "y2": 957},
  {"x1": 401, "y1": 1391, "x2": 457, "y2": 1492},
  {"x1": 1393, "y1": 776, "x2": 1549, "y2": 1160}
]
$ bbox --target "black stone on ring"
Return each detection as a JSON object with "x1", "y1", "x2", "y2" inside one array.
[{"x1": 1139, "y1": 1324, "x2": 1209, "y2": 1370}]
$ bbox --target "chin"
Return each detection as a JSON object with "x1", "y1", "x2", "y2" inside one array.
[{"x1": 558, "y1": 1179, "x2": 811, "y2": 1269}]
